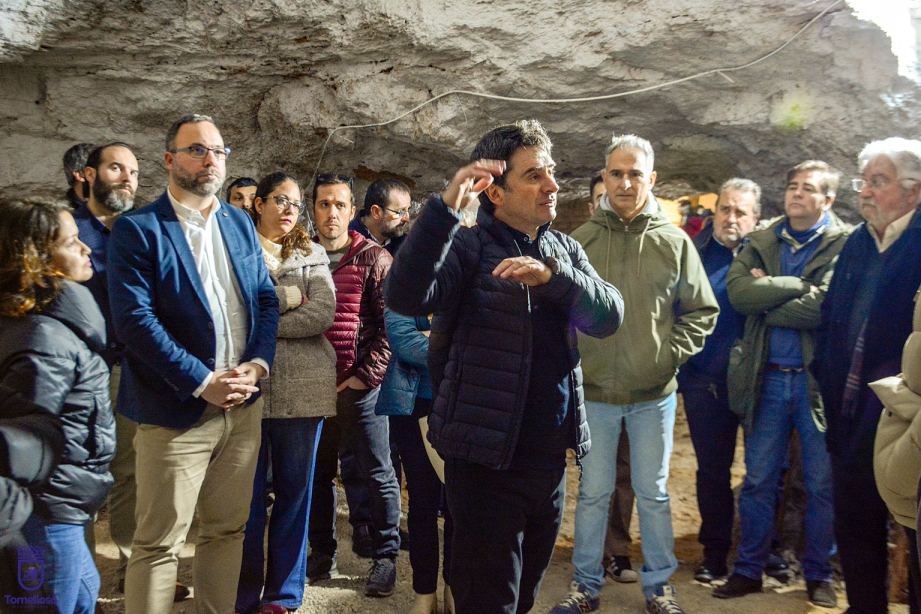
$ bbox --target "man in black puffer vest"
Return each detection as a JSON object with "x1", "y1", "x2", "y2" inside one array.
[{"x1": 386, "y1": 120, "x2": 624, "y2": 614}]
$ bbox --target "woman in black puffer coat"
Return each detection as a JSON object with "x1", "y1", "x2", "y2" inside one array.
[{"x1": 0, "y1": 198, "x2": 115, "y2": 613}]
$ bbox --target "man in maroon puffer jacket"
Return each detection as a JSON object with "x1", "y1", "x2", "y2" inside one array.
[{"x1": 306, "y1": 173, "x2": 401, "y2": 598}]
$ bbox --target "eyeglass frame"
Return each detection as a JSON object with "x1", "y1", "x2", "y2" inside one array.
[
  {"x1": 269, "y1": 194, "x2": 306, "y2": 214},
  {"x1": 851, "y1": 175, "x2": 920, "y2": 192},
  {"x1": 169, "y1": 144, "x2": 232, "y2": 160}
]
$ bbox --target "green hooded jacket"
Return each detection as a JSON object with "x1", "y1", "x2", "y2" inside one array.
[
  {"x1": 571, "y1": 197, "x2": 719, "y2": 405},
  {"x1": 726, "y1": 213, "x2": 850, "y2": 432}
]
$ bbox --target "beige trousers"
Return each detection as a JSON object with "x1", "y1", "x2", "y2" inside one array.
[{"x1": 124, "y1": 398, "x2": 262, "y2": 614}]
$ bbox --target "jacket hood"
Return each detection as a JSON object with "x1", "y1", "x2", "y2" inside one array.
[
  {"x1": 581, "y1": 193, "x2": 672, "y2": 277},
  {"x1": 40, "y1": 281, "x2": 107, "y2": 353}
]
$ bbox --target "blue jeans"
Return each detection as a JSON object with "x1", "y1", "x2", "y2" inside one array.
[
  {"x1": 735, "y1": 370, "x2": 834, "y2": 582},
  {"x1": 573, "y1": 394, "x2": 678, "y2": 598},
  {"x1": 21, "y1": 515, "x2": 99, "y2": 613},
  {"x1": 236, "y1": 417, "x2": 324, "y2": 613}
]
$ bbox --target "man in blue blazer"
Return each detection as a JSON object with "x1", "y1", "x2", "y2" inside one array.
[{"x1": 108, "y1": 114, "x2": 278, "y2": 614}]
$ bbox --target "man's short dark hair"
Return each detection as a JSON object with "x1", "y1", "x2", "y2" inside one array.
[
  {"x1": 165, "y1": 113, "x2": 215, "y2": 151},
  {"x1": 786, "y1": 160, "x2": 840, "y2": 197},
  {"x1": 589, "y1": 172, "x2": 604, "y2": 196},
  {"x1": 63, "y1": 143, "x2": 95, "y2": 187},
  {"x1": 311, "y1": 173, "x2": 355, "y2": 206},
  {"x1": 363, "y1": 178, "x2": 410, "y2": 215},
  {"x1": 470, "y1": 120, "x2": 552, "y2": 211},
  {"x1": 225, "y1": 176, "x2": 257, "y2": 201},
  {"x1": 85, "y1": 142, "x2": 135, "y2": 171}
]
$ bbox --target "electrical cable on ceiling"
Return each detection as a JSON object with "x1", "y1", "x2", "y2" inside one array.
[{"x1": 310, "y1": 0, "x2": 843, "y2": 182}]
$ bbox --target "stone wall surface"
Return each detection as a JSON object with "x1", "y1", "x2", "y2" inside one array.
[{"x1": 0, "y1": 0, "x2": 919, "y2": 223}]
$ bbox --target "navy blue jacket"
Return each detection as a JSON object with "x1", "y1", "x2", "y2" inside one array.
[
  {"x1": 385, "y1": 197, "x2": 623, "y2": 470},
  {"x1": 108, "y1": 193, "x2": 279, "y2": 428},
  {"x1": 816, "y1": 209, "x2": 921, "y2": 458},
  {"x1": 678, "y1": 222, "x2": 746, "y2": 389}
]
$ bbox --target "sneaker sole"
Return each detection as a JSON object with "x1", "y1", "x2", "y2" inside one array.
[
  {"x1": 609, "y1": 571, "x2": 639, "y2": 583},
  {"x1": 365, "y1": 587, "x2": 395, "y2": 598}
]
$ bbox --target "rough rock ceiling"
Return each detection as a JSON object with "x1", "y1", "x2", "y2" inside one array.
[{"x1": 1, "y1": 0, "x2": 919, "y2": 219}]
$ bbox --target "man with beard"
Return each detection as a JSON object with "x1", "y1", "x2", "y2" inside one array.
[
  {"x1": 76, "y1": 142, "x2": 194, "y2": 602},
  {"x1": 350, "y1": 178, "x2": 413, "y2": 256},
  {"x1": 108, "y1": 114, "x2": 278, "y2": 614}
]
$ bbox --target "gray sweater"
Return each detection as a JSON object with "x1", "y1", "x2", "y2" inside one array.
[{"x1": 260, "y1": 245, "x2": 338, "y2": 419}]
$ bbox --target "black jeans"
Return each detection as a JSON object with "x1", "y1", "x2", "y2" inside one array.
[
  {"x1": 389, "y1": 398, "x2": 452, "y2": 594},
  {"x1": 445, "y1": 457, "x2": 565, "y2": 614},
  {"x1": 308, "y1": 386, "x2": 401, "y2": 559},
  {"x1": 682, "y1": 381, "x2": 739, "y2": 565}
]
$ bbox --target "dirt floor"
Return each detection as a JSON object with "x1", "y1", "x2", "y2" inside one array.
[{"x1": 92, "y1": 404, "x2": 910, "y2": 613}]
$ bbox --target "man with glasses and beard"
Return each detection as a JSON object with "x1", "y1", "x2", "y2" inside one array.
[
  {"x1": 350, "y1": 178, "x2": 414, "y2": 256},
  {"x1": 107, "y1": 114, "x2": 278, "y2": 614}
]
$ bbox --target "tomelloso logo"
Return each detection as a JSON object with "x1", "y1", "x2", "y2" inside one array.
[{"x1": 16, "y1": 546, "x2": 44, "y2": 593}]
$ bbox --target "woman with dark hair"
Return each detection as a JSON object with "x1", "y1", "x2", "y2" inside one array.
[
  {"x1": 0, "y1": 198, "x2": 115, "y2": 613},
  {"x1": 235, "y1": 173, "x2": 337, "y2": 614}
]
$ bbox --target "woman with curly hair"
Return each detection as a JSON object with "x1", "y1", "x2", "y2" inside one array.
[
  {"x1": 0, "y1": 198, "x2": 115, "y2": 613},
  {"x1": 235, "y1": 173, "x2": 337, "y2": 614}
]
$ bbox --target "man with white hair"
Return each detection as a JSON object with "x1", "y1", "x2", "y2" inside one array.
[
  {"x1": 552, "y1": 134, "x2": 718, "y2": 614},
  {"x1": 815, "y1": 137, "x2": 921, "y2": 614}
]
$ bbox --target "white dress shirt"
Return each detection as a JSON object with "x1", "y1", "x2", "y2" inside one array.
[{"x1": 167, "y1": 188, "x2": 268, "y2": 396}]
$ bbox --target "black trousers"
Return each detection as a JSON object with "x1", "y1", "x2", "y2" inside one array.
[
  {"x1": 445, "y1": 457, "x2": 565, "y2": 614},
  {"x1": 389, "y1": 398, "x2": 452, "y2": 594},
  {"x1": 682, "y1": 382, "x2": 739, "y2": 565},
  {"x1": 832, "y1": 452, "x2": 891, "y2": 614}
]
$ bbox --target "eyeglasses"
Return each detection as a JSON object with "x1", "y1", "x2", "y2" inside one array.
[
  {"x1": 170, "y1": 145, "x2": 232, "y2": 160},
  {"x1": 271, "y1": 194, "x2": 306, "y2": 214},
  {"x1": 852, "y1": 176, "x2": 920, "y2": 192},
  {"x1": 383, "y1": 206, "x2": 411, "y2": 219}
]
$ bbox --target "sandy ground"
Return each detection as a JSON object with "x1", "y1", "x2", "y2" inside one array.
[{"x1": 92, "y1": 405, "x2": 910, "y2": 614}]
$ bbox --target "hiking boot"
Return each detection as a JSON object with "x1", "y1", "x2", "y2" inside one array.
[
  {"x1": 693, "y1": 560, "x2": 728, "y2": 583},
  {"x1": 645, "y1": 584, "x2": 685, "y2": 614},
  {"x1": 712, "y1": 573, "x2": 762, "y2": 599},
  {"x1": 604, "y1": 555, "x2": 639, "y2": 583},
  {"x1": 307, "y1": 551, "x2": 337, "y2": 582},
  {"x1": 365, "y1": 557, "x2": 396, "y2": 597},
  {"x1": 352, "y1": 523, "x2": 374, "y2": 558},
  {"x1": 807, "y1": 580, "x2": 838, "y2": 608},
  {"x1": 549, "y1": 582, "x2": 599, "y2": 613}
]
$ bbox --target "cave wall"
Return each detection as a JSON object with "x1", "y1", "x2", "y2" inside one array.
[{"x1": 1, "y1": 0, "x2": 919, "y2": 222}]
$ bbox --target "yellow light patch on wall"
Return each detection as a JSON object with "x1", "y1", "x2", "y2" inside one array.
[{"x1": 770, "y1": 91, "x2": 816, "y2": 131}]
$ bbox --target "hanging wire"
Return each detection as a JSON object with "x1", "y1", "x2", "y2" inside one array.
[{"x1": 309, "y1": 0, "x2": 844, "y2": 182}]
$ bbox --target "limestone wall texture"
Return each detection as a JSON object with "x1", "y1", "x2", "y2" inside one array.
[{"x1": 1, "y1": 0, "x2": 919, "y2": 219}]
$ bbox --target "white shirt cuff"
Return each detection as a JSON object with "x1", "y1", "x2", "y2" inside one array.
[{"x1": 193, "y1": 371, "x2": 214, "y2": 398}]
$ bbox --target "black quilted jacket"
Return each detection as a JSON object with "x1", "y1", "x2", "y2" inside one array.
[
  {"x1": 385, "y1": 197, "x2": 623, "y2": 470},
  {"x1": 0, "y1": 282, "x2": 114, "y2": 524}
]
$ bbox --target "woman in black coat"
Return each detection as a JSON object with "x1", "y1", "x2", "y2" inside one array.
[{"x1": 0, "y1": 198, "x2": 115, "y2": 613}]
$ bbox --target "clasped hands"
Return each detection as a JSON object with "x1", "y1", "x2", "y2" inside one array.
[{"x1": 201, "y1": 361, "x2": 266, "y2": 410}]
